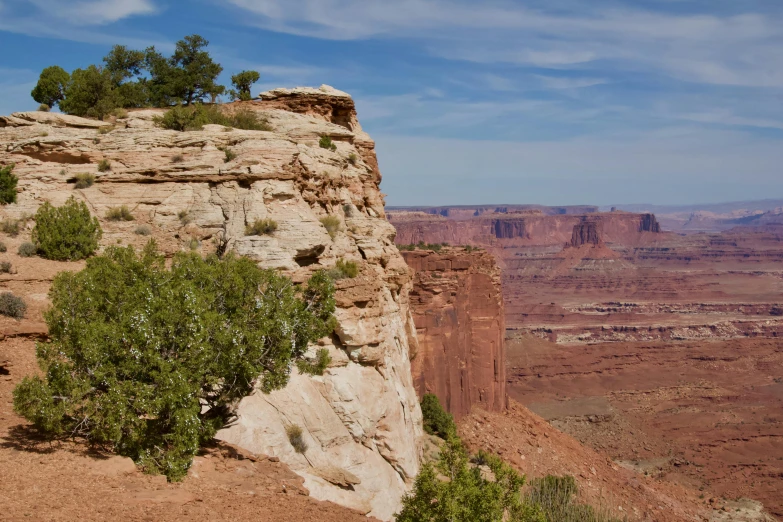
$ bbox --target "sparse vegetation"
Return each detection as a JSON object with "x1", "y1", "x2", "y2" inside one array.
[
  {"x1": 97, "y1": 159, "x2": 111, "y2": 172},
  {"x1": 74, "y1": 173, "x2": 95, "y2": 189},
  {"x1": 286, "y1": 424, "x2": 308, "y2": 454},
  {"x1": 296, "y1": 348, "x2": 332, "y2": 376},
  {"x1": 0, "y1": 164, "x2": 19, "y2": 205},
  {"x1": 771, "y1": 306, "x2": 783, "y2": 317},
  {"x1": 12, "y1": 244, "x2": 336, "y2": 480},
  {"x1": 319, "y1": 136, "x2": 337, "y2": 152},
  {"x1": 245, "y1": 218, "x2": 278, "y2": 236},
  {"x1": 112, "y1": 108, "x2": 128, "y2": 119},
  {"x1": 0, "y1": 241, "x2": 6, "y2": 252},
  {"x1": 171, "y1": 154, "x2": 184, "y2": 163},
  {"x1": 38, "y1": 104, "x2": 51, "y2": 112},
  {"x1": 1, "y1": 219, "x2": 21, "y2": 237},
  {"x1": 343, "y1": 204, "x2": 354, "y2": 217},
  {"x1": 0, "y1": 292, "x2": 26, "y2": 319},
  {"x1": 97, "y1": 125, "x2": 114, "y2": 135},
  {"x1": 420, "y1": 393, "x2": 456, "y2": 439},
  {"x1": 222, "y1": 147, "x2": 237, "y2": 163},
  {"x1": 18, "y1": 242, "x2": 37, "y2": 258},
  {"x1": 347, "y1": 153, "x2": 358, "y2": 165},
  {"x1": 1, "y1": 261, "x2": 12, "y2": 273},
  {"x1": 188, "y1": 238, "x2": 200, "y2": 250},
  {"x1": 105, "y1": 205, "x2": 134, "y2": 221},
  {"x1": 320, "y1": 215, "x2": 341, "y2": 239},
  {"x1": 178, "y1": 210, "x2": 193, "y2": 225},
  {"x1": 326, "y1": 258, "x2": 359, "y2": 280},
  {"x1": 31, "y1": 197, "x2": 102, "y2": 261},
  {"x1": 230, "y1": 70, "x2": 260, "y2": 101},
  {"x1": 154, "y1": 104, "x2": 270, "y2": 131},
  {"x1": 134, "y1": 225, "x2": 151, "y2": 236},
  {"x1": 524, "y1": 475, "x2": 622, "y2": 522},
  {"x1": 398, "y1": 241, "x2": 449, "y2": 252}
]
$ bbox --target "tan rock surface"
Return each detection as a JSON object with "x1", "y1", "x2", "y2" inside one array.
[{"x1": 0, "y1": 88, "x2": 422, "y2": 520}]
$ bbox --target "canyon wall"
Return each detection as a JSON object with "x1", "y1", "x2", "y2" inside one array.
[
  {"x1": 390, "y1": 211, "x2": 662, "y2": 247},
  {"x1": 402, "y1": 249, "x2": 506, "y2": 418},
  {"x1": 0, "y1": 86, "x2": 422, "y2": 520}
]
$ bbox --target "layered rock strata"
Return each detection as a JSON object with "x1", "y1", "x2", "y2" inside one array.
[
  {"x1": 0, "y1": 85, "x2": 422, "y2": 520},
  {"x1": 402, "y1": 249, "x2": 506, "y2": 418}
]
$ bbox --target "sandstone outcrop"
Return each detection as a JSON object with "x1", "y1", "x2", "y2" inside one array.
[
  {"x1": 402, "y1": 248, "x2": 506, "y2": 418},
  {"x1": 0, "y1": 86, "x2": 422, "y2": 520}
]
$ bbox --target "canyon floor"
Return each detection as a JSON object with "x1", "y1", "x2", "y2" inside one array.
[{"x1": 391, "y1": 207, "x2": 783, "y2": 520}]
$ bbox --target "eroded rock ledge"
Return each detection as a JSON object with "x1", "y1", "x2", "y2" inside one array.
[{"x1": 0, "y1": 86, "x2": 422, "y2": 520}]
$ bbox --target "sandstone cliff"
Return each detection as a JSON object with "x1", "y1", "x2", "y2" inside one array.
[
  {"x1": 0, "y1": 85, "x2": 421, "y2": 520},
  {"x1": 402, "y1": 249, "x2": 506, "y2": 418}
]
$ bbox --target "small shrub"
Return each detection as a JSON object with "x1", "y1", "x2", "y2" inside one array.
[
  {"x1": 326, "y1": 259, "x2": 359, "y2": 280},
  {"x1": 347, "y1": 153, "x2": 358, "y2": 165},
  {"x1": 74, "y1": 173, "x2": 95, "y2": 189},
  {"x1": 97, "y1": 159, "x2": 111, "y2": 172},
  {"x1": 18, "y1": 242, "x2": 37, "y2": 258},
  {"x1": 93, "y1": 138, "x2": 101, "y2": 144},
  {"x1": 223, "y1": 148, "x2": 237, "y2": 163},
  {"x1": 178, "y1": 210, "x2": 193, "y2": 225},
  {"x1": 0, "y1": 292, "x2": 26, "y2": 319},
  {"x1": 188, "y1": 238, "x2": 200, "y2": 250},
  {"x1": 0, "y1": 164, "x2": 18, "y2": 205},
  {"x1": 319, "y1": 136, "x2": 337, "y2": 152},
  {"x1": 0, "y1": 261, "x2": 11, "y2": 273},
  {"x1": 524, "y1": 475, "x2": 621, "y2": 522},
  {"x1": 154, "y1": 104, "x2": 270, "y2": 132},
  {"x1": 38, "y1": 103, "x2": 51, "y2": 112},
  {"x1": 286, "y1": 424, "x2": 308, "y2": 454},
  {"x1": 105, "y1": 205, "x2": 134, "y2": 222},
  {"x1": 97, "y1": 126, "x2": 114, "y2": 135},
  {"x1": 0, "y1": 241, "x2": 6, "y2": 252},
  {"x1": 39, "y1": 131, "x2": 49, "y2": 137},
  {"x1": 771, "y1": 307, "x2": 783, "y2": 317},
  {"x1": 297, "y1": 348, "x2": 332, "y2": 376},
  {"x1": 1, "y1": 219, "x2": 20, "y2": 237},
  {"x1": 421, "y1": 393, "x2": 456, "y2": 439},
  {"x1": 171, "y1": 154, "x2": 184, "y2": 163},
  {"x1": 343, "y1": 204, "x2": 354, "y2": 217},
  {"x1": 245, "y1": 218, "x2": 278, "y2": 236},
  {"x1": 112, "y1": 108, "x2": 128, "y2": 119},
  {"x1": 229, "y1": 109, "x2": 272, "y2": 131},
  {"x1": 134, "y1": 225, "x2": 151, "y2": 236},
  {"x1": 320, "y1": 215, "x2": 341, "y2": 239},
  {"x1": 31, "y1": 196, "x2": 102, "y2": 261}
]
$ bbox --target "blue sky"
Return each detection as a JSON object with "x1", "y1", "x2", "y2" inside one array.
[{"x1": 1, "y1": 0, "x2": 781, "y2": 206}]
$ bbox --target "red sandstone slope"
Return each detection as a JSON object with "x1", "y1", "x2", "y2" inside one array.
[{"x1": 459, "y1": 402, "x2": 711, "y2": 522}]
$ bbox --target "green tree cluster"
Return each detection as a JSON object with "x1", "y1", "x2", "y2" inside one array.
[
  {"x1": 421, "y1": 393, "x2": 457, "y2": 439},
  {"x1": 31, "y1": 197, "x2": 102, "y2": 261},
  {"x1": 13, "y1": 244, "x2": 336, "y2": 480},
  {"x1": 0, "y1": 164, "x2": 18, "y2": 205},
  {"x1": 31, "y1": 35, "x2": 262, "y2": 119}
]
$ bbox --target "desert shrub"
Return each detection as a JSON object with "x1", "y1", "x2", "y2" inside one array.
[
  {"x1": 112, "y1": 108, "x2": 128, "y2": 119},
  {"x1": 525, "y1": 475, "x2": 622, "y2": 522},
  {"x1": 343, "y1": 204, "x2": 354, "y2": 217},
  {"x1": 171, "y1": 154, "x2": 184, "y2": 163},
  {"x1": 320, "y1": 215, "x2": 341, "y2": 239},
  {"x1": 38, "y1": 103, "x2": 51, "y2": 112},
  {"x1": 18, "y1": 242, "x2": 37, "y2": 257},
  {"x1": 319, "y1": 136, "x2": 337, "y2": 152},
  {"x1": 31, "y1": 197, "x2": 102, "y2": 261},
  {"x1": 398, "y1": 242, "x2": 448, "y2": 252},
  {"x1": 12, "y1": 244, "x2": 336, "y2": 481},
  {"x1": 297, "y1": 348, "x2": 332, "y2": 376},
  {"x1": 0, "y1": 261, "x2": 11, "y2": 273},
  {"x1": 105, "y1": 205, "x2": 134, "y2": 222},
  {"x1": 188, "y1": 238, "x2": 200, "y2": 250},
  {"x1": 771, "y1": 307, "x2": 783, "y2": 317},
  {"x1": 222, "y1": 147, "x2": 237, "y2": 163},
  {"x1": 154, "y1": 104, "x2": 269, "y2": 132},
  {"x1": 178, "y1": 210, "x2": 192, "y2": 225},
  {"x1": 0, "y1": 292, "x2": 26, "y2": 319},
  {"x1": 74, "y1": 173, "x2": 95, "y2": 189},
  {"x1": 97, "y1": 159, "x2": 111, "y2": 172},
  {"x1": 420, "y1": 393, "x2": 456, "y2": 439},
  {"x1": 286, "y1": 424, "x2": 308, "y2": 454},
  {"x1": 347, "y1": 153, "x2": 358, "y2": 165},
  {"x1": 1, "y1": 219, "x2": 20, "y2": 237},
  {"x1": 245, "y1": 218, "x2": 278, "y2": 236},
  {"x1": 97, "y1": 125, "x2": 114, "y2": 135},
  {"x1": 134, "y1": 225, "x2": 151, "y2": 236},
  {"x1": 0, "y1": 241, "x2": 6, "y2": 252},
  {"x1": 397, "y1": 435, "x2": 545, "y2": 522},
  {"x1": 326, "y1": 259, "x2": 359, "y2": 280},
  {"x1": 0, "y1": 164, "x2": 18, "y2": 205}
]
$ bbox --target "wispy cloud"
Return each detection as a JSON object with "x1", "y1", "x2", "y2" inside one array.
[
  {"x1": 534, "y1": 75, "x2": 608, "y2": 90},
  {"x1": 28, "y1": 0, "x2": 157, "y2": 25}
]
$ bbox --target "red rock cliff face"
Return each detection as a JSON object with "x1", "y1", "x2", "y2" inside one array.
[{"x1": 402, "y1": 249, "x2": 507, "y2": 418}]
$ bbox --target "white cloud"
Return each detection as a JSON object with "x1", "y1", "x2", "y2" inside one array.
[
  {"x1": 534, "y1": 75, "x2": 608, "y2": 90},
  {"x1": 27, "y1": 0, "x2": 157, "y2": 25},
  {"x1": 224, "y1": 0, "x2": 783, "y2": 87}
]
